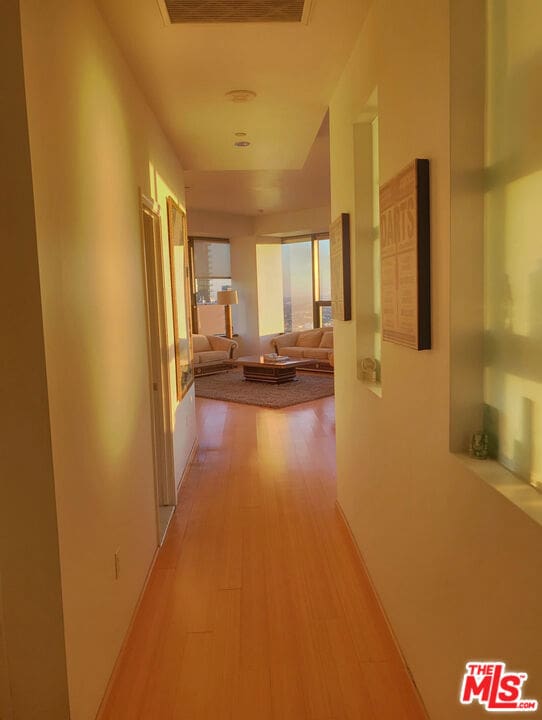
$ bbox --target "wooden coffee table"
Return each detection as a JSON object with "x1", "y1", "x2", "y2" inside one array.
[{"x1": 236, "y1": 355, "x2": 312, "y2": 384}]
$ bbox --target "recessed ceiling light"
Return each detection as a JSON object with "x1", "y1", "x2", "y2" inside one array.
[
  {"x1": 235, "y1": 131, "x2": 248, "y2": 137},
  {"x1": 234, "y1": 141, "x2": 251, "y2": 148},
  {"x1": 225, "y1": 90, "x2": 257, "y2": 103}
]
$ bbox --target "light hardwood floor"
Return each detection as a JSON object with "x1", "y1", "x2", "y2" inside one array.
[{"x1": 99, "y1": 397, "x2": 427, "y2": 720}]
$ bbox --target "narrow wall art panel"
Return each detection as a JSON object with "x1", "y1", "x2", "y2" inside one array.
[
  {"x1": 330, "y1": 212, "x2": 352, "y2": 322},
  {"x1": 379, "y1": 159, "x2": 431, "y2": 350}
]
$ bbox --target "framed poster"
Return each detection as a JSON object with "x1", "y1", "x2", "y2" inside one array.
[
  {"x1": 379, "y1": 159, "x2": 430, "y2": 350},
  {"x1": 167, "y1": 197, "x2": 194, "y2": 400},
  {"x1": 330, "y1": 213, "x2": 352, "y2": 321}
]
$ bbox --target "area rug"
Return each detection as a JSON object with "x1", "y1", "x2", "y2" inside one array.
[{"x1": 195, "y1": 368, "x2": 334, "y2": 408}]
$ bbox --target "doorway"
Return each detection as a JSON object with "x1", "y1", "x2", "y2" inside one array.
[{"x1": 140, "y1": 193, "x2": 176, "y2": 543}]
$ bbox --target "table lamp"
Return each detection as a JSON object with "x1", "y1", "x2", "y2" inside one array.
[{"x1": 217, "y1": 289, "x2": 238, "y2": 339}]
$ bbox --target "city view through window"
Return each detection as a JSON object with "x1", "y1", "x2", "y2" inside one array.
[
  {"x1": 282, "y1": 240, "x2": 313, "y2": 332},
  {"x1": 195, "y1": 277, "x2": 231, "y2": 305},
  {"x1": 318, "y1": 238, "x2": 333, "y2": 327},
  {"x1": 192, "y1": 236, "x2": 333, "y2": 336},
  {"x1": 282, "y1": 237, "x2": 332, "y2": 332}
]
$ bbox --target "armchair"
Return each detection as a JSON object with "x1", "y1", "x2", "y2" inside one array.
[{"x1": 192, "y1": 334, "x2": 238, "y2": 376}]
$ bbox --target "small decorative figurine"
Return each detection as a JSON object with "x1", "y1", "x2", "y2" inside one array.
[
  {"x1": 360, "y1": 357, "x2": 377, "y2": 383},
  {"x1": 470, "y1": 431, "x2": 489, "y2": 460}
]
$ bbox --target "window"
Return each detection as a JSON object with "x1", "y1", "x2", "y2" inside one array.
[
  {"x1": 189, "y1": 237, "x2": 231, "y2": 335},
  {"x1": 315, "y1": 237, "x2": 332, "y2": 328},
  {"x1": 281, "y1": 234, "x2": 332, "y2": 332},
  {"x1": 282, "y1": 239, "x2": 313, "y2": 332}
]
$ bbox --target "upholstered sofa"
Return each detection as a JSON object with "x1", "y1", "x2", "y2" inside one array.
[
  {"x1": 271, "y1": 328, "x2": 334, "y2": 372},
  {"x1": 192, "y1": 334, "x2": 238, "y2": 376}
]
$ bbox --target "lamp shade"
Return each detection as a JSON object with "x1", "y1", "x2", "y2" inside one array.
[{"x1": 217, "y1": 290, "x2": 238, "y2": 305}]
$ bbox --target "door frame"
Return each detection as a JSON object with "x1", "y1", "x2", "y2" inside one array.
[
  {"x1": 139, "y1": 191, "x2": 176, "y2": 541},
  {"x1": 0, "y1": 572, "x2": 12, "y2": 720}
]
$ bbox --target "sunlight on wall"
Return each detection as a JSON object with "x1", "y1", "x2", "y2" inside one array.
[
  {"x1": 256, "y1": 244, "x2": 285, "y2": 337},
  {"x1": 150, "y1": 166, "x2": 181, "y2": 420},
  {"x1": 484, "y1": 0, "x2": 542, "y2": 486},
  {"x1": 75, "y1": 50, "x2": 140, "y2": 464}
]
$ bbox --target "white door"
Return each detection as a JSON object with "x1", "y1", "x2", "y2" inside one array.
[{"x1": 140, "y1": 196, "x2": 176, "y2": 543}]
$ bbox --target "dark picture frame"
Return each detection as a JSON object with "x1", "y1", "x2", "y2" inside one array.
[
  {"x1": 329, "y1": 213, "x2": 352, "y2": 322},
  {"x1": 166, "y1": 197, "x2": 194, "y2": 400},
  {"x1": 379, "y1": 159, "x2": 431, "y2": 350}
]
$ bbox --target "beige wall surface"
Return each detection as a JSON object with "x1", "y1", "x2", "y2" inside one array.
[
  {"x1": 330, "y1": 1, "x2": 542, "y2": 719},
  {"x1": 187, "y1": 207, "x2": 253, "y2": 238},
  {"x1": 230, "y1": 236, "x2": 284, "y2": 355},
  {"x1": 19, "y1": 0, "x2": 195, "y2": 719},
  {"x1": 254, "y1": 205, "x2": 331, "y2": 237},
  {"x1": 0, "y1": 4, "x2": 70, "y2": 718},
  {"x1": 187, "y1": 206, "x2": 331, "y2": 240}
]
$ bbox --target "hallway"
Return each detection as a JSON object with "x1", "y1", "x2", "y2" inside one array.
[{"x1": 100, "y1": 397, "x2": 426, "y2": 720}]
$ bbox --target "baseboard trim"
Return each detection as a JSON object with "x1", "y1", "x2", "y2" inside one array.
[
  {"x1": 335, "y1": 500, "x2": 430, "y2": 719},
  {"x1": 94, "y1": 542, "x2": 160, "y2": 720},
  {"x1": 177, "y1": 437, "x2": 199, "y2": 499},
  {"x1": 94, "y1": 439, "x2": 198, "y2": 720}
]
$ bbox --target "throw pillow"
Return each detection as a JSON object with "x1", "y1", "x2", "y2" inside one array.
[
  {"x1": 297, "y1": 329, "x2": 323, "y2": 347},
  {"x1": 320, "y1": 332, "x2": 334, "y2": 348},
  {"x1": 192, "y1": 334, "x2": 212, "y2": 353}
]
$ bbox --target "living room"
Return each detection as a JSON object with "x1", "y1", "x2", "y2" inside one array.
[{"x1": 187, "y1": 204, "x2": 336, "y2": 405}]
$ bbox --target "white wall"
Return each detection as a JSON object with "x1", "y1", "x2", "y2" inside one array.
[
  {"x1": 0, "y1": 5, "x2": 70, "y2": 718},
  {"x1": 230, "y1": 236, "x2": 261, "y2": 355},
  {"x1": 254, "y1": 205, "x2": 330, "y2": 236},
  {"x1": 256, "y1": 244, "x2": 285, "y2": 338},
  {"x1": 173, "y1": 388, "x2": 196, "y2": 491},
  {"x1": 330, "y1": 2, "x2": 542, "y2": 719},
  {"x1": 20, "y1": 1, "x2": 196, "y2": 718},
  {"x1": 229, "y1": 235, "x2": 284, "y2": 355},
  {"x1": 187, "y1": 207, "x2": 253, "y2": 238},
  {"x1": 188, "y1": 205, "x2": 331, "y2": 239}
]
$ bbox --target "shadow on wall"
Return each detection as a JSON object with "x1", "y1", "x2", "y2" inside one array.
[{"x1": 483, "y1": 0, "x2": 542, "y2": 488}]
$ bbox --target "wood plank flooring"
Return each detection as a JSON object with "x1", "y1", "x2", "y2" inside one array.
[{"x1": 99, "y1": 397, "x2": 427, "y2": 720}]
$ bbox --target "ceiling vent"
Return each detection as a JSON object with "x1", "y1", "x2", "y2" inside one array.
[{"x1": 157, "y1": 0, "x2": 314, "y2": 24}]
